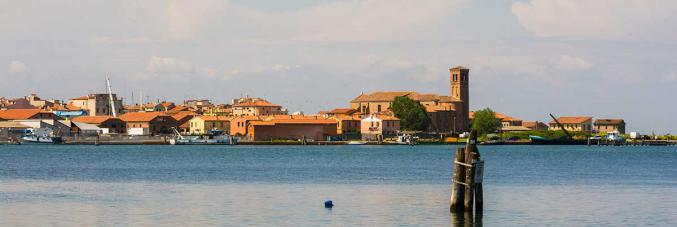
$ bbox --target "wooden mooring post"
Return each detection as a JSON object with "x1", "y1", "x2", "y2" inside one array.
[{"x1": 450, "y1": 130, "x2": 484, "y2": 214}]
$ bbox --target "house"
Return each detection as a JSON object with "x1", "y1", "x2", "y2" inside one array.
[
  {"x1": 2, "y1": 98, "x2": 38, "y2": 110},
  {"x1": 594, "y1": 119, "x2": 626, "y2": 134},
  {"x1": 523, "y1": 121, "x2": 549, "y2": 131},
  {"x1": 349, "y1": 66, "x2": 470, "y2": 133},
  {"x1": 184, "y1": 99, "x2": 213, "y2": 111},
  {"x1": 188, "y1": 116, "x2": 231, "y2": 135},
  {"x1": 230, "y1": 116, "x2": 262, "y2": 136},
  {"x1": 0, "y1": 109, "x2": 61, "y2": 120},
  {"x1": 72, "y1": 116, "x2": 126, "y2": 133},
  {"x1": 331, "y1": 115, "x2": 362, "y2": 135},
  {"x1": 246, "y1": 117, "x2": 337, "y2": 141},
  {"x1": 67, "y1": 94, "x2": 123, "y2": 116},
  {"x1": 202, "y1": 104, "x2": 232, "y2": 116},
  {"x1": 71, "y1": 122, "x2": 103, "y2": 136},
  {"x1": 232, "y1": 98, "x2": 287, "y2": 116},
  {"x1": 171, "y1": 111, "x2": 198, "y2": 134},
  {"x1": 118, "y1": 112, "x2": 178, "y2": 135},
  {"x1": 549, "y1": 116, "x2": 593, "y2": 132},
  {"x1": 160, "y1": 102, "x2": 176, "y2": 111},
  {"x1": 360, "y1": 115, "x2": 400, "y2": 141},
  {"x1": 320, "y1": 108, "x2": 359, "y2": 117}
]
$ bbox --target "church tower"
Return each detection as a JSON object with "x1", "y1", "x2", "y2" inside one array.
[{"x1": 450, "y1": 66, "x2": 470, "y2": 132}]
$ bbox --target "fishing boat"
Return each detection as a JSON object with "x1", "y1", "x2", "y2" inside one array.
[
  {"x1": 19, "y1": 128, "x2": 63, "y2": 144},
  {"x1": 347, "y1": 141, "x2": 368, "y2": 145},
  {"x1": 169, "y1": 128, "x2": 237, "y2": 145}
]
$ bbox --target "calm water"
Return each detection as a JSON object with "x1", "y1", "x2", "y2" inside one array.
[{"x1": 1, "y1": 145, "x2": 675, "y2": 226}]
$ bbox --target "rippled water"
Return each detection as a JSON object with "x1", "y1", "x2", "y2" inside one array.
[{"x1": 1, "y1": 145, "x2": 676, "y2": 226}]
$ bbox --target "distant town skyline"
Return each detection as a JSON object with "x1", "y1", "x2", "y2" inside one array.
[{"x1": 1, "y1": 0, "x2": 676, "y2": 133}]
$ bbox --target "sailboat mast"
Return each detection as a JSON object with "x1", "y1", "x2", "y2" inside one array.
[{"x1": 106, "y1": 77, "x2": 117, "y2": 117}]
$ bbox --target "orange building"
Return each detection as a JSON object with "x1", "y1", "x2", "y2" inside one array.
[
  {"x1": 247, "y1": 118, "x2": 337, "y2": 141},
  {"x1": 118, "y1": 112, "x2": 178, "y2": 135},
  {"x1": 230, "y1": 116, "x2": 262, "y2": 136}
]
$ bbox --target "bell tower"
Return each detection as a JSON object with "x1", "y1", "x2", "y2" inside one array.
[{"x1": 450, "y1": 66, "x2": 470, "y2": 132}]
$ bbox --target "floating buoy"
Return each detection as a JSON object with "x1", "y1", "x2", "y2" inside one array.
[{"x1": 324, "y1": 200, "x2": 334, "y2": 208}]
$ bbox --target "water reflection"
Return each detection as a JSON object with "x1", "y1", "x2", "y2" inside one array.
[{"x1": 450, "y1": 212, "x2": 482, "y2": 227}]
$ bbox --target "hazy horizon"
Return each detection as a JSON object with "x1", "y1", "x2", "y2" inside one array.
[{"x1": 1, "y1": 0, "x2": 676, "y2": 133}]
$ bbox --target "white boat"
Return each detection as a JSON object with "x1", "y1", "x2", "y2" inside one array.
[
  {"x1": 394, "y1": 134, "x2": 417, "y2": 145},
  {"x1": 20, "y1": 129, "x2": 62, "y2": 144},
  {"x1": 169, "y1": 128, "x2": 237, "y2": 145},
  {"x1": 348, "y1": 141, "x2": 368, "y2": 145}
]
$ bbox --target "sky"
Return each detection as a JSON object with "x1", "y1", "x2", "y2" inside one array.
[{"x1": 1, "y1": 0, "x2": 676, "y2": 133}]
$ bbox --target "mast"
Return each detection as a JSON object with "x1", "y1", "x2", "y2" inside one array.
[{"x1": 106, "y1": 77, "x2": 117, "y2": 117}]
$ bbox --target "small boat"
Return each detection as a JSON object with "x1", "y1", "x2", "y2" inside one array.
[
  {"x1": 19, "y1": 129, "x2": 63, "y2": 144},
  {"x1": 347, "y1": 141, "x2": 368, "y2": 145},
  {"x1": 394, "y1": 133, "x2": 417, "y2": 145},
  {"x1": 169, "y1": 129, "x2": 237, "y2": 145}
]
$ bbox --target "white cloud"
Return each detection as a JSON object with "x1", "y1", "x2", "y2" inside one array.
[
  {"x1": 8, "y1": 60, "x2": 28, "y2": 74},
  {"x1": 512, "y1": 0, "x2": 677, "y2": 42},
  {"x1": 555, "y1": 55, "x2": 593, "y2": 70},
  {"x1": 145, "y1": 56, "x2": 195, "y2": 74}
]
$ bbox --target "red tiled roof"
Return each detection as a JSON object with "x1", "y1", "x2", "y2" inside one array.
[
  {"x1": 550, "y1": 116, "x2": 593, "y2": 124},
  {"x1": 171, "y1": 111, "x2": 197, "y2": 121},
  {"x1": 72, "y1": 116, "x2": 119, "y2": 124},
  {"x1": 327, "y1": 108, "x2": 358, "y2": 114},
  {"x1": 119, "y1": 112, "x2": 169, "y2": 122},
  {"x1": 0, "y1": 109, "x2": 43, "y2": 120},
  {"x1": 71, "y1": 96, "x2": 89, "y2": 100},
  {"x1": 251, "y1": 118, "x2": 336, "y2": 126}
]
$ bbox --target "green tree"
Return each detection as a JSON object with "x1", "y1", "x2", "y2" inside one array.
[
  {"x1": 391, "y1": 96, "x2": 431, "y2": 131},
  {"x1": 471, "y1": 108, "x2": 501, "y2": 136}
]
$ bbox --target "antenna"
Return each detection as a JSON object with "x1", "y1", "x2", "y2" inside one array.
[{"x1": 106, "y1": 77, "x2": 117, "y2": 117}]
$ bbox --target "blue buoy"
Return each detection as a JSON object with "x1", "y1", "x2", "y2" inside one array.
[{"x1": 324, "y1": 200, "x2": 334, "y2": 208}]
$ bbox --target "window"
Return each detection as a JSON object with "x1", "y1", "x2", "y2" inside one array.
[
  {"x1": 453, "y1": 74, "x2": 458, "y2": 81},
  {"x1": 377, "y1": 105, "x2": 382, "y2": 112}
]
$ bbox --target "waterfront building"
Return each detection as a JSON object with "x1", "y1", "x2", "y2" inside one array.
[
  {"x1": 469, "y1": 111, "x2": 524, "y2": 131},
  {"x1": 594, "y1": 119, "x2": 626, "y2": 134},
  {"x1": 360, "y1": 115, "x2": 400, "y2": 141},
  {"x1": 118, "y1": 112, "x2": 178, "y2": 135},
  {"x1": 0, "y1": 109, "x2": 61, "y2": 120},
  {"x1": 548, "y1": 116, "x2": 593, "y2": 132},
  {"x1": 523, "y1": 121, "x2": 549, "y2": 131},
  {"x1": 230, "y1": 115, "x2": 262, "y2": 136},
  {"x1": 331, "y1": 115, "x2": 362, "y2": 135},
  {"x1": 67, "y1": 94, "x2": 123, "y2": 117},
  {"x1": 188, "y1": 116, "x2": 231, "y2": 135},
  {"x1": 232, "y1": 98, "x2": 287, "y2": 116},
  {"x1": 350, "y1": 66, "x2": 469, "y2": 133},
  {"x1": 71, "y1": 116, "x2": 126, "y2": 134},
  {"x1": 246, "y1": 117, "x2": 337, "y2": 141}
]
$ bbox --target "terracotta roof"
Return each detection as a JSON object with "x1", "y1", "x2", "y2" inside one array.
[
  {"x1": 179, "y1": 121, "x2": 190, "y2": 129},
  {"x1": 194, "y1": 116, "x2": 230, "y2": 121},
  {"x1": 0, "y1": 109, "x2": 43, "y2": 120},
  {"x1": 251, "y1": 118, "x2": 336, "y2": 126},
  {"x1": 161, "y1": 102, "x2": 175, "y2": 108},
  {"x1": 351, "y1": 91, "x2": 413, "y2": 102},
  {"x1": 594, "y1": 119, "x2": 624, "y2": 125},
  {"x1": 550, "y1": 116, "x2": 593, "y2": 124},
  {"x1": 523, "y1": 121, "x2": 547, "y2": 128},
  {"x1": 232, "y1": 100, "x2": 281, "y2": 107},
  {"x1": 169, "y1": 105, "x2": 190, "y2": 112},
  {"x1": 72, "y1": 116, "x2": 119, "y2": 124},
  {"x1": 71, "y1": 96, "x2": 89, "y2": 100},
  {"x1": 450, "y1": 66, "x2": 469, "y2": 70},
  {"x1": 119, "y1": 112, "x2": 169, "y2": 122},
  {"x1": 332, "y1": 115, "x2": 362, "y2": 121},
  {"x1": 327, "y1": 108, "x2": 358, "y2": 114},
  {"x1": 171, "y1": 111, "x2": 197, "y2": 121}
]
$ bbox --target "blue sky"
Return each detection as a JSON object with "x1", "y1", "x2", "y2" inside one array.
[{"x1": 1, "y1": 0, "x2": 676, "y2": 133}]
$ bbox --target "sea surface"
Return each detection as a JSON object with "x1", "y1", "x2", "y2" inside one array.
[{"x1": 1, "y1": 145, "x2": 676, "y2": 226}]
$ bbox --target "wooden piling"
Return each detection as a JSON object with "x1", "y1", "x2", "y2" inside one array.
[
  {"x1": 463, "y1": 148, "x2": 476, "y2": 212},
  {"x1": 450, "y1": 147, "x2": 466, "y2": 213}
]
